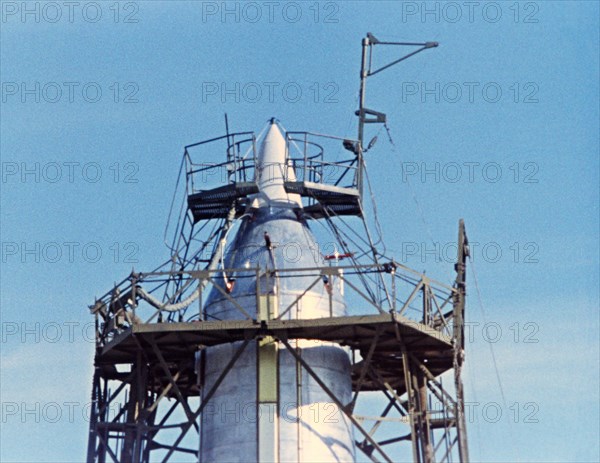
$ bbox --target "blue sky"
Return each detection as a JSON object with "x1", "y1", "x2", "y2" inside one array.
[{"x1": 1, "y1": 1, "x2": 598, "y2": 462}]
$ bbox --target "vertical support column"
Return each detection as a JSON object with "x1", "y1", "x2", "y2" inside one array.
[
  {"x1": 357, "y1": 35, "x2": 370, "y2": 197},
  {"x1": 401, "y1": 340, "x2": 436, "y2": 463},
  {"x1": 401, "y1": 345, "x2": 421, "y2": 463},
  {"x1": 121, "y1": 384, "x2": 136, "y2": 461},
  {"x1": 416, "y1": 371, "x2": 434, "y2": 463},
  {"x1": 454, "y1": 219, "x2": 470, "y2": 463},
  {"x1": 141, "y1": 401, "x2": 157, "y2": 463},
  {"x1": 295, "y1": 340, "x2": 302, "y2": 461},
  {"x1": 133, "y1": 352, "x2": 148, "y2": 463},
  {"x1": 99, "y1": 376, "x2": 108, "y2": 463},
  {"x1": 86, "y1": 367, "x2": 101, "y2": 463},
  {"x1": 122, "y1": 352, "x2": 146, "y2": 463},
  {"x1": 258, "y1": 294, "x2": 279, "y2": 462}
]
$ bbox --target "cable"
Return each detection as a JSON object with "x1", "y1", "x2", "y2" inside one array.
[
  {"x1": 465, "y1": 346, "x2": 484, "y2": 460},
  {"x1": 242, "y1": 123, "x2": 269, "y2": 161},
  {"x1": 362, "y1": 159, "x2": 385, "y2": 251},
  {"x1": 384, "y1": 122, "x2": 455, "y2": 283},
  {"x1": 469, "y1": 254, "x2": 517, "y2": 450},
  {"x1": 469, "y1": 256, "x2": 508, "y2": 407},
  {"x1": 163, "y1": 152, "x2": 187, "y2": 253},
  {"x1": 137, "y1": 286, "x2": 199, "y2": 313},
  {"x1": 362, "y1": 124, "x2": 387, "y2": 235}
]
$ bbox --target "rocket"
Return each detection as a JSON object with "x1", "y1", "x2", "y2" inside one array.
[
  {"x1": 87, "y1": 35, "x2": 464, "y2": 463},
  {"x1": 198, "y1": 120, "x2": 356, "y2": 462}
]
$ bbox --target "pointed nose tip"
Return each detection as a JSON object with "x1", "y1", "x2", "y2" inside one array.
[
  {"x1": 255, "y1": 119, "x2": 301, "y2": 208},
  {"x1": 262, "y1": 121, "x2": 285, "y2": 149}
]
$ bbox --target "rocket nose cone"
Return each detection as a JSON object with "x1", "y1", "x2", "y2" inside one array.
[
  {"x1": 260, "y1": 123, "x2": 286, "y2": 158},
  {"x1": 255, "y1": 121, "x2": 302, "y2": 208}
]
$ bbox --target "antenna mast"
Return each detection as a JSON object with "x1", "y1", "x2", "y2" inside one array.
[{"x1": 356, "y1": 33, "x2": 438, "y2": 196}]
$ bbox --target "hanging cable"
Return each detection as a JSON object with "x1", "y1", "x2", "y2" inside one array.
[
  {"x1": 384, "y1": 122, "x2": 455, "y2": 282},
  {"x1": 137, "y1": 285, "x2": 200, "y2": 312},
  {"x1": 363, "y1": 156, "x2": 385, "y2": 251},
  {"x1": 362, "y1": 123, "x2": 387, "y2": 250},
  {"x1": 163, "y1": 151, "x2": 187, "y2": 253},
  {"x1": 469, "y1": 255, "x2": 517, "y2": 448},
  {"x1": 242, "y1": 123, "x2": 269, "y2": 161},
  {"x1": 469, "y1": 256, "x2": 508, "y2": 406}
]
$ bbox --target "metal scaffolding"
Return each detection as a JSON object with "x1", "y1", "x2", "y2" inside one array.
[
  {"x1": 87, "y1": 235, "x2": 469, "y2": 463},
  {"x1": 86, "y1": 33, "x2": 469, "y2": 463}
]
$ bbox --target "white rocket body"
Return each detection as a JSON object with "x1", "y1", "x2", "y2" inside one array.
[{"x1": 199, "y1": 123, "x2": 355, "y2": 462}]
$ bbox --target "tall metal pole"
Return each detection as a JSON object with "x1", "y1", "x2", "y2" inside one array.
[
  {"x1": 355, "y1": 33, "x2": 437, "y2": 205},
  {"x1": 357, "y1": 35, "x2": 370, "y2": 197},
  {"x1": 454, "y1": 219, "x2": 470, "y2": 463}
]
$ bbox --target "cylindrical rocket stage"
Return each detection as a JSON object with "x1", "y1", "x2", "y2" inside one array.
[{"x1": 198, "y1": 123, "x2": 356, "y2": 462}]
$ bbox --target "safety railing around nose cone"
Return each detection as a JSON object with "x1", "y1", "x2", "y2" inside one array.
[
  {"x1": 184, "y1": 131, "x2": 258, "y2": 194},
  {"x1": 285, "y1": 131, "x2": 359, "y2": 189},
  {"x1": 182, "y1": 131, "x2": 360, "y2": 196},
  {"x1": 89, "y1": 261, "x2": 458, "y2": 349}
]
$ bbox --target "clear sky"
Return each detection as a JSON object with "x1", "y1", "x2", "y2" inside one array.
[{"x1": 1, "y1": 1, "x2": 598, "y2": 462}]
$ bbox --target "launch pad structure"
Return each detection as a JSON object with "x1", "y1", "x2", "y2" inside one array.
[{"x1": 86, "y1": 34, "x2": 471, "y2": 463}]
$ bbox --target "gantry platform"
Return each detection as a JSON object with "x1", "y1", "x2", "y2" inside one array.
[
  {"x1": 94, "y1": 313, "x2": 453, "y2": 398},
  {"x1": 187, "y1": 181, "x2": 361, "y2": 221}
]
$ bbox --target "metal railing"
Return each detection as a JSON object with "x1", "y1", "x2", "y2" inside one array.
[
  {"x1": 183, "y1": 130, "x2": 360, "y2": 195},
  {"x1": 184, "y1": 131, "x2": 257, "y2": 194},
  {"x1": 89, "y1": 261, "x2": 457, "y2": 349},
  {"x1": 285, "y1": 131, "x2": 359, "y2": 188}
]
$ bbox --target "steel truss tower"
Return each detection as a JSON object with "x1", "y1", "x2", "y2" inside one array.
[{"x1": 86, "y1": 34, "x2": 470, "y2": 463}]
